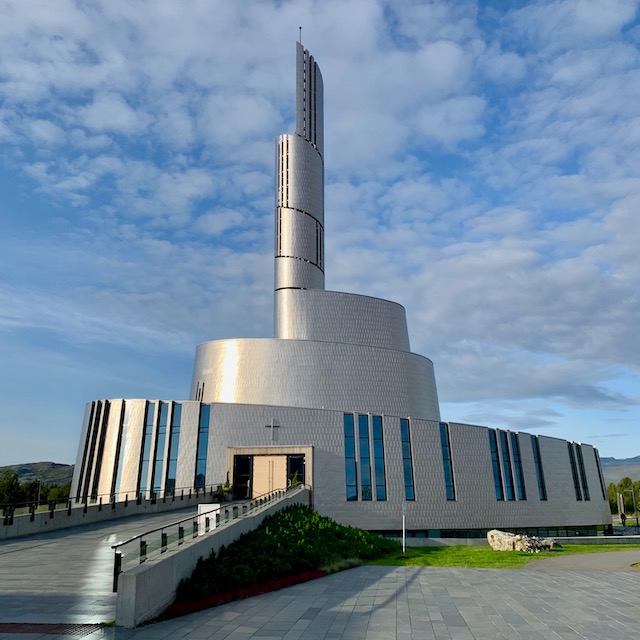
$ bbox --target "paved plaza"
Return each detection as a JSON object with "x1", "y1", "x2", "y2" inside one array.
[{"x1": 1, "y1": 512, "x2": 640, "y2": 639}]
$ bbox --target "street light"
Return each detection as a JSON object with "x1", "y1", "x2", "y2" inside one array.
[{"x1": 624, "y1": 488, "x2": 639, "y2": 534}]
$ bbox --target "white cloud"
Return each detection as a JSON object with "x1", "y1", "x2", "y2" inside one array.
[{"x1": 0, "y1": 0, "x2": 639, "y2": 463}]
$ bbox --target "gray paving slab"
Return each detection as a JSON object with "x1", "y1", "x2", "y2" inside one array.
[{"x1": 3, "y1": 523, "x2": 640, "y2": 639}]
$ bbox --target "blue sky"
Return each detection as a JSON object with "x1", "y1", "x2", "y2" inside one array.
[{"x1": 1, "y1": 0, "x2": 639, "y2": 466}]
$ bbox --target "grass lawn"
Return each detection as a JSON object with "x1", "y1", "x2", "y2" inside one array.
[{"x1": 367, "y1": 543, "x2": 640, "y2": 570}]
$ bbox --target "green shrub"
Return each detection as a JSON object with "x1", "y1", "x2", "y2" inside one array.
[{"x1": 176, "y1": 505, "x2": 397, "y2": 602}]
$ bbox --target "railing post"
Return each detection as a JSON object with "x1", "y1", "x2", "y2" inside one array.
[
  {"x1": 67, "y1": 500, "x2": 72, "y2": 516},
  {"x1": 111, "y1": 495, "x2": 116, "y2": 510},
  {"x1": 161, "y1": 532, "x2": 168, "y2": 553},
  {"x1": 125, "y1": 494, "x2": 128, "y2": 507},
  {"x1": 181, "y1": 489, "x2": 184, "y2": 501},
  {"x1": 189, "y1": 488, "x2": 192, "y2": 499},
  {"x1": 113, "y1": 551, "x2": 122, "y2": 592},
  {"x1": 99, "y1": 497, "x2": 102, "y2": 511},
  {"x1": 139, "y1": 539, "x2": 147, "y2": 563},
  {"x1": 30, "y1": 503, "x2": 35, "y2": 522},
  {"x1": 205, "y1": 516, "x2": 210, "y2": 533},
  {"x1": 215, "y1": 512, "x2": 220, "y2": 527},
  {"x1": 178, "y1": 526, "x2": 184, "y2": 545},
  {"x1": 193, "y1": 521, "x2": 198, "y2": 538}
]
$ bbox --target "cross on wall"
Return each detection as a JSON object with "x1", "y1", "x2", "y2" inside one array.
[{"x1": 265, "y1": 419, "x2": 280, "y2": 443}]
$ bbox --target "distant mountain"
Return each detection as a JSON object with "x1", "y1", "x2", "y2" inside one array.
[
  {"x1": 600, "y1": 456, "x2": 640, "y2": 485},
  {"x1": 0, "y1": 462, "x2": 74, "y2": 486}
]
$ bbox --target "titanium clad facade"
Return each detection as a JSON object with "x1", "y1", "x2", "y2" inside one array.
[
  {"x1": 274, "y1": 289, "x2": 411, "y2": 350},
  {"x1": 189, "y1": 338, "x2": 439, "y2": 420},
  {"x1": 71, "y1": 42, "x2": 612, "y2": 535}
]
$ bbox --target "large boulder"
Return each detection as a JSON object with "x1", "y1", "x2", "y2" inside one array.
[{"x1": 487, "y1": 529, "x2": 555, "y2": 552}]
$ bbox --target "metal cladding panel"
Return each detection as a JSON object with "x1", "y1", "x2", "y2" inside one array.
[
  {"x1": 274, "y1": 257, "x2": 324, "y2": 291},
  {"x1": 70, "y1": 402, "x2": 94, "y2": 499},
  {"x1": 189, "y1": 338, "x2": 440, "y2": 421},
  {"x1": 275, "y1": 289, "x2": 411, "y2": 351},
  {"x1": 278, "y1": 208, "x2": 321, "y2": 264},
  {"x1": 116, "y1": 400, "x2": 146, "y2": 499},
  {"x1": 295, "y1": 42, "x2": 323, "y2": 157},
  {"x1": 175, "y1": 402, "x2": 200, "y2": 491},
  {"x1": 276, "y1": 135, "x2": 323, "y2": 223},
  {"x1": 96, "y1": 399, "x2": 124, "y2": 499}
]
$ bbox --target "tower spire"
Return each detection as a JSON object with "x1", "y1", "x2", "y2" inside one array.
[{"x1": 274, "y1": 43, "x2": 325, "y2": 295}]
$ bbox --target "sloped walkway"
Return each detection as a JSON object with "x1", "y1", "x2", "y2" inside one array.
[{"x1": 0, "y1": 507, "x2": 201, "y2": 625}]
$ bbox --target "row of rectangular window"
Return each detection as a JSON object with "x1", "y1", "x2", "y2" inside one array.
[
  {"x1": 490, "y1": 430, "x2": 540, "y2": 502},
  {"x1": 343, "y1": 413, "x2": 389, "y2": 502},
  {"x1": 568, "y1": 442, "x2": 590, "y2": 501}
]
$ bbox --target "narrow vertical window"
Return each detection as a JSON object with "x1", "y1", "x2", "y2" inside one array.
[
  {"x1": 575, "y1": 444, "x2": 590, "y2": 501},
  {"x1": 567, "y1": 442, "x2": 582, "y2": 501},
  {"x1": 489, "y1": 430, "x2": 504, "y2": 501},
  {"x1": 499, "y1": 431, "x2": 515, "y2": 501},
  {"x1": 82, "y1": 401, "x2": 103, "y2": 501},
  {"x1": 138, "y1": 402, "x2": 155, "y2": 497},
  {"x1": 194, "y1": 404, "x2": 210, "y2": 488},
  {"x1": 76, "y1": 401, "x2": 96, "y2": 502},
  {"x1": 111, "y1": 402, "x2": 129, "y2": 500},
  {"x1": 165, "y1": 403, "x2": 181, "y2": 495},
  {"x1": 90, "y1": 401, "x2": 110, "y2": 500},
  {"x1": 531, "y1": 435, "x2": 547, "y2": 500},
  {"x1": 358, "y1": 414, "x2": 372, "y2": 501},
  {"x1": 439, "y1": 423, "x2": 456, "y2": 500},
  {"x1": 510, "y1": 432, "x2": 526, "y2": 500},
  {"x1": 343, "y1": 413, "x2": 357, "y2": 501},
  {"x1": 372, "y1": 415, "x2": 386, "y2": 501},
  {"x1": 593, "y1": 448, "x2": 607, "y2": 501},
  {"x1": 151, "y1": 402, "x2": 168, "y2": 494},
  {"x1": 400, "y1": 419, "x2": 415, "y2": 501}
]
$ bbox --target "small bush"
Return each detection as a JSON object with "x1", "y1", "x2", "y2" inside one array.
[{"x1": 175, "y1": 505, "x2": 397, "y2": 602}]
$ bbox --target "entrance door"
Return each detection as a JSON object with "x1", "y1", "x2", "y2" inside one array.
[{"x1": 252, "y1": 456, "x2": 287, "y2": 497}]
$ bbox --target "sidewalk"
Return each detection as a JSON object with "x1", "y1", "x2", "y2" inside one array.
[{"x1": 1, "y1": 521, "x2": 639, "y2": 639}]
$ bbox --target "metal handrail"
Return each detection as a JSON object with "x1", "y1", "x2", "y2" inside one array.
[{"x1": 111, "y1": 484, "x2": 309, "y2": 591}]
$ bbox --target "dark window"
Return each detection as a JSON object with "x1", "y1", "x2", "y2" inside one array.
[
  {"x1": 90, "y1": 401, "x2": 110, "y2": 500},
  {"x1": 194, "y1": 404, "x2": 210, "y2": 488},
  {"x1": 531, "y1": 435, "x2": 547, "y2": 500},
  {"x1": 343, "y1": 413, "x2": 357, "y2": 501},
  {"x1": 151, "y1": 402, "x2": 168, "y2": 494},
  {"x1": 489, "y1": 430, "x2": 504, "y2": 501},
  {"x1": 372, "y1": 415, "x2": 386, "y2": 501},
  {"x1": 76, "y1": 402, "x2": 97, "y2": 502},
  {"x1": 567, "y1": 442, "x2": 582, "y2": 501},
  {"x1": 165, "y1": 403, "x2": 181, "y2": 493},
  {"x1": 111, "y1": 402, "x2": 129, "y2": 499},
  {"x1": 510, "y1": 432, "x2": 526, "y2": 500},
  {"x1": 439, "y1": 423, "x2": 456, "y2": 500},
  {"x1": 138, "y1": 402, "x2": 155, "y2": 497},
  {"x1": 593, "y1": 448, "x2": 607, "y2": 501},
  {"x1": 499, "y1": 431, "x2": 515, "y2": 501},
  {"x1": 400, "y1": 419, "x2": 415, "y2": 501},
  {"x1": 575, "y1": 444, "x2": 590, "y2": 501},
  {"x1": 358, "y1": 414, "x2": 372, "y2": 501}
]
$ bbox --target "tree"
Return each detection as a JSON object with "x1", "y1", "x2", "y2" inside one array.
[
  {"x1": 0, "y1": 470, "x2": 24, "y2": 504},
  {"x1": 607, "y1": 483, "x2": 618, "y2": 514}
]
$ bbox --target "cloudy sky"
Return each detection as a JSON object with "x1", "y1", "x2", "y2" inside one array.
[{"x1": 1, "y1": 0, "x2": 639, "y2": 467}]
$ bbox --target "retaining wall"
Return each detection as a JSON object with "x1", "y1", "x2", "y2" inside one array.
[{"x1": 115, "y1": 488, "x2": 311, "y2": 628}]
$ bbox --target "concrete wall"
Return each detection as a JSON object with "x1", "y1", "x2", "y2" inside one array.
[
  {"x1": 115, "y1": 488, "x2": 311, "y2": 628},
  {"x1": 0, "y1": 491, "x2": 216, "y2": 541}
]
